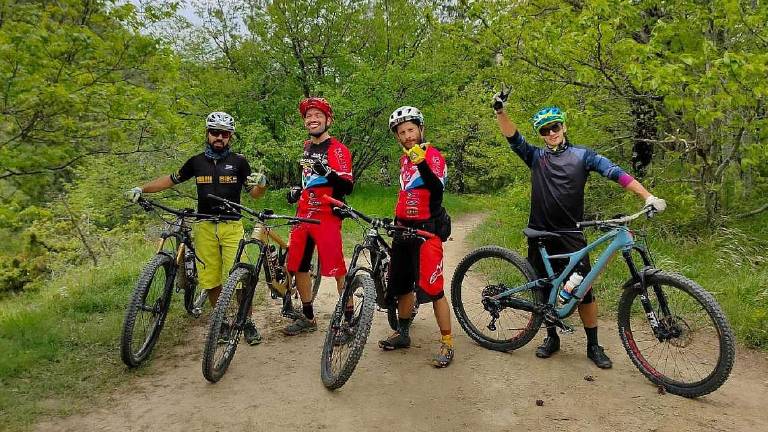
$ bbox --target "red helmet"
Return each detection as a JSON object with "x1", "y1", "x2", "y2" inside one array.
[{"x1": 298, "y1": 97, "x2": 333, "y2": 119}]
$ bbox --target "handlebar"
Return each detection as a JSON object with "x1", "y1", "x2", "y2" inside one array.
[
  {"x1": 319, "y1": 195, "x2": 436, "y2": 240},
  {"x1": 136, "y1": 197, "x2": 240, "y2": 221},
  {"x1": 207, "y1": 194, "x2": 320, "y2": 225},
  {"x1": 577, "y1": 206, "x2": 656, "y2": 229}
]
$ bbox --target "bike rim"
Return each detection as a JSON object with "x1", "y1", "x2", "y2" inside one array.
[
  {"x1": 458, "y1": 255, "x2": 539, "y2": 344},
  {"x1": 132, "y1": 266, "x2": 169, "y2": 357},
  {"x1": 623, "y1": 283, "x2": 724, "y2": 388}
]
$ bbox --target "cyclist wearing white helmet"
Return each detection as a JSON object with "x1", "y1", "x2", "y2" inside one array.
[
  {"x1": 379, "y1": 105, "x2": 455, "y2": 368},
  {"x1": 492, "y1": 88, "x2": 667, "y2": 368},
  {"x1": 124, "y1": 111, "x2": 267, "y2": 346}
]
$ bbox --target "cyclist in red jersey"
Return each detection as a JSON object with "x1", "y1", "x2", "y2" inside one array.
[
  {"x1": 283, "y1": 97, "x2": 354, "y2": 335},
  {"x1": 378, "y1": 106, "x2": 454, "y2": 368}
]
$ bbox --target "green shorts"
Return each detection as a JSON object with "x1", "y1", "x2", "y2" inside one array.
[{"x1": 192, "y1": 220, "x2": 244, "y2": 290}]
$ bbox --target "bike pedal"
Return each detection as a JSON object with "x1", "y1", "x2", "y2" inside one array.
[{"x1": 559, "y1": 325, "x2": 575, "y2": 334}]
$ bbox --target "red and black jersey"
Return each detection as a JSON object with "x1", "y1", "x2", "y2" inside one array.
[
  {"x1": 171, "y1": 152, "x2": 252, "y2": 217},
  {"x1": 395, "y1": 145, "x2": 446, "y2": 222},
  {"x1": 296, "y1": 137, "x2": 354, "y2": 218}
]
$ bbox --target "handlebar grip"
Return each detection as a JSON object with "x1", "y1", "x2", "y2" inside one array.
[
  {"x1": 207, "y1": 193, "x2": 226, "y2": 202},
  {"x1": 577, "y1": 220, "x2": 598, "y2": 228},
  {"x1": 319, "y1": 194, "x2": 346, "y2": 208},
  {"x1": 297, "y1": 217, "x2": 321, "y2": 225},
  {"x1": 414, "y1": 229, "x2": 437, "y2": 239}
]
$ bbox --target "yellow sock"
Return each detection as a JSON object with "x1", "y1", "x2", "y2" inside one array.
[{"x1": 440, "y1": 334, "x2": 453, "y2": 347}]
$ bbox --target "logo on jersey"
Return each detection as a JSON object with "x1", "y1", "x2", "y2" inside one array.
[{"x1": 224, "y1": 164, "x2": 234, "y2": 170}]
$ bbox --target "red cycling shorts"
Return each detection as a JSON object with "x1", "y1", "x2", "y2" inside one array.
[{"x1": 286, "y1": 215, "x2": 347, "y2": 278}]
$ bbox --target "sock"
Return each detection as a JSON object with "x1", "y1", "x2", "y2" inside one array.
[
  {"x1": 440, "y1": 333, "x2": 453, "y2": 348},
  {"x1": 343, "y1": 305, "x2": 354, "y2": 322},
  {"x1": 398, "y1": 318, "x2": 412, "y2": 337},
  {"x1": 302, "y1": 302, "x2": 314, "y2": 321},
  {"x1": 585, "y1": 326, "x2": 598, "y2": 347},
  {"x1": 547, "y1": 326, "x2": 559, "y2": 339}
]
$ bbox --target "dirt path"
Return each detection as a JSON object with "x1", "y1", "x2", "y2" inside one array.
[{"x1": 36, "y1": 213, "x2": 768, "y2": 432}]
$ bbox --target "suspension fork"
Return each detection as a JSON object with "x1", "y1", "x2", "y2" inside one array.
[
  {"x1": 231, "y1": 240, "x2": 265, "y2": 328},
  {"x1": 622, "y1": 246, "x2": 668, "y2": 334}
]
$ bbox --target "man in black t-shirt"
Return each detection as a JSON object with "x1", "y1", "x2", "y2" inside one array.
[
  {"x1": 125, "y1": 112, "x2": 267, "y2": 345},
  {"x1": 492, "y1": 91, "x2": 667, "y2": 369}
]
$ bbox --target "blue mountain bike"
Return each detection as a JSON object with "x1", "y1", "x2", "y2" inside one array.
[{"x1": 451, "y1": 207, "x2": 735, "y2": 397}]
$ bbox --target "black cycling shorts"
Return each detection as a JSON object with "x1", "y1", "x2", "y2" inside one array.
[
  {"x1": 527, "y1": 232, "x2": 595, "y2": 305},
  {"x1": 388, "y1": 236, "x2": 444, "y2": 301}
]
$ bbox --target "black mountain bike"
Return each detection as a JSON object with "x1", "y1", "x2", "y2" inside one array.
[
  {"x1": 201, "y1": 194, "x2": 321, "y2": 383},
  {"x1": 120, "y1": 198, "x2": 237, "y2": 367},
  {"x1": 319, "y1": 195, "x2": 436, "y2": 390}
]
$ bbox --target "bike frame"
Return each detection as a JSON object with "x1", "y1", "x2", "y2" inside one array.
[{"x1": 496, "y1": 225, "x2": 658, "y2": 320}]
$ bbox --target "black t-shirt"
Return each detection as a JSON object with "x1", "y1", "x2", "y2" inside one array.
[
  {"x1": 170, "y1": 152, "x2": 252, "y2": 216},
  {"x1": 506, "y1": 132, "x2": 629, "y2": 230}
]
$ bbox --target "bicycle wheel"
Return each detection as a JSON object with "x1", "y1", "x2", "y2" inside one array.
[
  {"x1": 320, "y1": 269, "x2": 376, "y2": 390},
  {"x1": 617, "y1": 271, "x2": 735, "y2": 397},
  {"x1": 201, "y1": 267, "x2": 250, "y2": 383},
  {"x1": 451, "y1": 246, "x2": 544, "y2": 352},
  {"x1": 120, "y1": 254, "x2": 175, "y2": 367}
]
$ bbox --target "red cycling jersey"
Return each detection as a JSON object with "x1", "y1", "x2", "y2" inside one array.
[
  {"x1": 395, "y1": 145, "x2": 446, "y2": 221},
  {"x1": 296, "y1": 137, "x2": 353, "y2": 218}
]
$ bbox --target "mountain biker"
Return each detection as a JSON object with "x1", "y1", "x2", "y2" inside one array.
[
  {"x1": 125, "y1": 111, "x2": 267, "y2": 346},
  {"x1": 492, "y1": 91, "x2": 667, "y2": 369},
  {"x1": 283, "y1": 97, "x2": 354, "y2": 336},
  {"x1": 378, "y1": 106, "x2": 455, "y2": 368}
]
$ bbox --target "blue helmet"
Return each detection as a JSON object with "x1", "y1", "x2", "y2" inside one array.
[{"x1": 531, "y1": 106, "x2": 566, "y2": 132}]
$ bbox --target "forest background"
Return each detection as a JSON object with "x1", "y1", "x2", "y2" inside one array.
[{"x1": 1, "y1": 0, "x2": 767, "y2": 428}]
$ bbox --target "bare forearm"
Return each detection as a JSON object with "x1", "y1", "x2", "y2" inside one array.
[
  {"x1": 496, "y1": 110, "x2": 519, "y2": 138},
  {"x1": 624, "y1": 179, "x2": 652, "y2": 200},
  {"x1": 140, "y1": 175, "x2": 175, "y2": 193}
]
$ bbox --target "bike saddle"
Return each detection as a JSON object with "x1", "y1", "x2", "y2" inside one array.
[{"x1": 522, "y1": 228, "x2": 562, "y2": 240}]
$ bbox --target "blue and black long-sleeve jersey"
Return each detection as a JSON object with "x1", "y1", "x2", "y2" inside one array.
[{"x1": 507, "y1": 131, "x2": 632, "y2": 230}]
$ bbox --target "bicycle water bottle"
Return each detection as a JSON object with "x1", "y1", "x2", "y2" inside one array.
[{"x1": 559, "y1": 272, "x2": 583, "y2": 303}]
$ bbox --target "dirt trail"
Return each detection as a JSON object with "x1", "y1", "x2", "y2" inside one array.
[{"x1": 37, "y1": 213, "x2": 768, "y2": 432}]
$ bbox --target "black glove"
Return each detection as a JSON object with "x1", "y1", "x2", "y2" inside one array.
[
  {"x1": 312, "y1": 160, "x2": 331, "y2": 177},
  {"x1": 492, "y1": 83, "x2": 510, "y2": 113},
  {"x1": 286, "y1": 186, "x2": 302, "y2": 204}
]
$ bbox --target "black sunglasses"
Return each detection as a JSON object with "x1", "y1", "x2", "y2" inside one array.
[
  {"x1": 539, "y1": 123, "x2": 563, "y2": 136},
  {"x1": 208, "y1": 129, "x2": 232, "y2": 138}
]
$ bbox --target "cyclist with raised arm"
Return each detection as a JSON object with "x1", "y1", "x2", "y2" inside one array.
[
  {"x1": 378, "y1": 106, "x2": 455, "y2": 368},
  {"x1": 283, "y1": 97, "x2": 354, "y2": 336},
  {"x1": 492, "y1": 90, "x2": 666, "y2": 368},
  {"x1": 125, "y1": 111, "x2": 267, "y2": 346}
]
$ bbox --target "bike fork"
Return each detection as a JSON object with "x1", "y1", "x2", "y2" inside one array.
[{"x1": 622, "y1": 248, "x2": 667, "y2": 338}]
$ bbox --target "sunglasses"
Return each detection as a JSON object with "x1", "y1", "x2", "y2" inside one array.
[
  {"x1": 208, "y1": 129, "x2": 232, "y2": 138},
  {"x1": 539, "y1": 123, "x2": 563, "y2": 136}
]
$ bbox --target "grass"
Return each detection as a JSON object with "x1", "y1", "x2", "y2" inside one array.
[
  {"x1": 0, "y1": 238, "x2": 200, "y2": 431},
  {"x1": 469, "y1": 183, "x2": 768, "y2": 349}
]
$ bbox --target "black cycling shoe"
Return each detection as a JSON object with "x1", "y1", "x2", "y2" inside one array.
[
  {"x1": 378, "y1": 332, "x2": 411, "y2": 351},
  {"x1": 587, "y1": 345, "x2": 613, "y2": 369},
  {"x1": 535, "y1": 336, "x2": 560, "y2": 358}
]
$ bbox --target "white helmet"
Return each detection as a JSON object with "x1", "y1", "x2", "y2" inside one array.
[
  {"x1": 388, "y1": 106, "x2": 424, "y2": 132},
  {"x1": 206, "y1": 111, "x2": 235, "y2": 132}
]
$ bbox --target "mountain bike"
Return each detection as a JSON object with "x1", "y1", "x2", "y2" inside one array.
[
  {"x1": 201, "y1": 194, "x2": 321, "y2": 383},
  {"x1": 319, "y1": 195, "x2": 436, "y2": 390},
  {"x1": 451, "y1": 206, "x2": 735, "y2": 398},
  {"x1": 120, "y1": 198, "x2": 237, "y2": 367}
]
